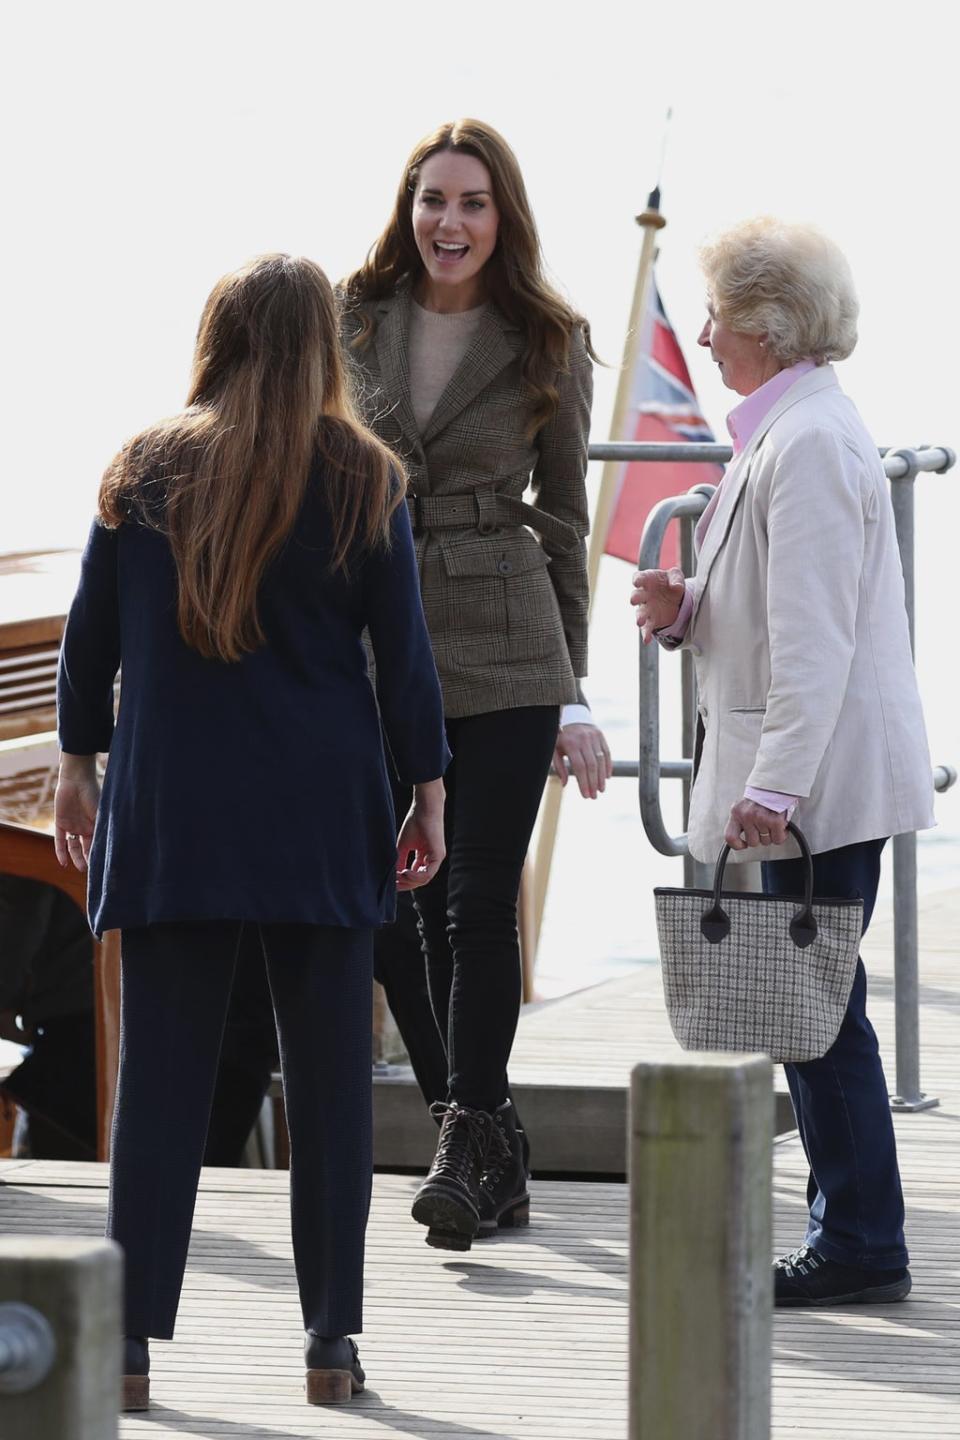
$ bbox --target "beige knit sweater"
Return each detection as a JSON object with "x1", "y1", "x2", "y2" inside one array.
[{"x1": 407, "y1": 300, "x2": 486, "y2": 434}]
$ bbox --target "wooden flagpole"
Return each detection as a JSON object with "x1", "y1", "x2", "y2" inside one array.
[
  {"x1": 585, "y1": 189, "x2": 667, "y2": 601},
  {"x1": 525, "y1": 189, "x2": 668, "y2": 976}
]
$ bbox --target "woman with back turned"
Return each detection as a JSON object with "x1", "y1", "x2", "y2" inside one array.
[
  {"x1": 342, "y1": 118, "x2": 610, "y2": 1252},
  {"x1": 54, "y1": 254, "x2": 449, "y2": 1406}
]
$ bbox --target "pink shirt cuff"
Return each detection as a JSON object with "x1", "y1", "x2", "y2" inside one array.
[
  {"x1": 744, "y1": 786, "x2": 799, "y2": 816},
  {"x1": 655, "y1": 581, "x2": 695, "y2": 644}
]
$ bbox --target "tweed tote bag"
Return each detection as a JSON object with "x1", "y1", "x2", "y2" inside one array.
[{"x1": 654, "y1": 824, "x2": 863, "y2": 1063}]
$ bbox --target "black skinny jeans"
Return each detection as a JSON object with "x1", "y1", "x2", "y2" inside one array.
[
  {"x1": 373, "y1": 888, "x2": 449, "y2": 1107},
  {"x1": 403, "y1": 705, "x2": 559, "y2": 1114},
  {"x1": 108, "y1": 921, "x2": 373, "y2": 1340}
]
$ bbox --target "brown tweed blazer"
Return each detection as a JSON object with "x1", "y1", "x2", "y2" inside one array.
[{"x1": 346, "y1": 289, "x2": 593, "y2": 719}]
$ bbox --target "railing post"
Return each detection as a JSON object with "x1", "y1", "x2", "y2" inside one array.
[
  {"x1": 679, "y1": 509, "x2": 711, "y2": 890},
  {"x1": 888, "y1": 452, "x2": 938, "y2": 1112},
  {"x1": 636, "y1": 492, "x2": 710, "y2": 861},
  {"x1": 629, "y1": 1053, "x2": 772, "y2": 1440},
  {"x1": 0, "y1": 1237, "x2": 121, "y2": 1439}
]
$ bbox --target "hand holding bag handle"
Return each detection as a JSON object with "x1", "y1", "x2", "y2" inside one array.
[{"x1": 699, "y1": 821, "x2": 818, "y2": 949}]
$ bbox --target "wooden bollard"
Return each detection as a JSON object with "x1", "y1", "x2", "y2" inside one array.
[
  {"x1": 629, "y1": 1054, "x2": 773, "y2": 1440},
  {"x1": 0, "y1": 1236, "x2": 122, "y2": 1439}
]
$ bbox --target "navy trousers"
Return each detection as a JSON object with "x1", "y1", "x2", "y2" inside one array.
[
  {"x1": 108, "y1": 921, "x2": 373, "y2": 1339},
  {"x1": 763, "y1": 838, "x2": 908, "y2": 1269}
]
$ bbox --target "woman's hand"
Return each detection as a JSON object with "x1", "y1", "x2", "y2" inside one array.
[
  {"x1": 54, "y1": 754, "x2": 100, "y2": 871},
  {"x1": 630, "y1": 567, "x2": 686, "y2": 644},
  {"x1": 724, "y1": 797, "x2": 789, "y2": 851},
  {"x1": 396, "y1": 778, "x2": 446, "y2": 890},
  {"x1": 552, "y1": 722, "x2": 613, "y2": 799}
]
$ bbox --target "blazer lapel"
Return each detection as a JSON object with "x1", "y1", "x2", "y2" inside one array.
[
  {"x1": 373, "y1": 292, "x2": 421, "y2": 457},
  {"x1": 421, "y1": 306, "x2": 522, "y2": 446},
  {"x1": 692, "y1": 448, "x2": 753, "y2": 601},
  {"x1": 692, "y1": 365, "x2": 841, "y2": 616}
]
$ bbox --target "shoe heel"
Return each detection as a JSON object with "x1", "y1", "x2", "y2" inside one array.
[
  {"x1": 499, "y1": 1199, "x2": 530, "y2": 1229},
  {"x1": 123, "y1": 1375, "x2": 150, "y2": 1411},
  {"x1": 306, "y1": 1368, "x2": 354, "y2": 1404}
]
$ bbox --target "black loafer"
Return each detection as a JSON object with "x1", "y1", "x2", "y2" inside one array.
[
  {"x1": 304, "y1": 1333, "x2": 365, "y2": 1404},
  {"x1": 123, "y1": 1336, "x2": 150, "y2": 1411},
  {"x1": 774, "y1": 1244, "x2": 911, "y2": 1308}
]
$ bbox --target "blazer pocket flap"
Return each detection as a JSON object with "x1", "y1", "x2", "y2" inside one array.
[{"x1": 438, "y1": 541, "x2": 550, "y2": 580}]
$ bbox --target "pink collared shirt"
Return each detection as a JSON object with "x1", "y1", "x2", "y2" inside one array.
[
  {"x1": 657, "y1": 361, "x2": 818, "y2": 815},
  {"x1": 727, "y1": 360, "x2": 816, "y2": 454}
]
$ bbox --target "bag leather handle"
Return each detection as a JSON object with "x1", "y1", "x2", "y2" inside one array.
[{"x1": 700, "y1": 821, "x2": 818, "y2": 949}]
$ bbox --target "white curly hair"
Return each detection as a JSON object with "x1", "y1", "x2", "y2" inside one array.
[{"x1": 699, "y1": 217, "x2": 859, "y2": 365}]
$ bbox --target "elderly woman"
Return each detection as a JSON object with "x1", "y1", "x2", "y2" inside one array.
[{"x1": 631, "y1": 218, "x2": 934, "y2": 1308}]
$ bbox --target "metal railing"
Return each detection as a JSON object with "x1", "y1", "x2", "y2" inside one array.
[{"x1": 585, "y1": 439, "x2": 957, "y2": 1112}]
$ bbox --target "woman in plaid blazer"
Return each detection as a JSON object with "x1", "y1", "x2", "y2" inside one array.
[{"x1": 342, "y1": 118, "x2": 608, "y2": 1250}]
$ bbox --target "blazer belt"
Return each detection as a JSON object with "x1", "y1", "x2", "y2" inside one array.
[{"x1": 406, "y1": 492, "x2": 580, "y2": 554}]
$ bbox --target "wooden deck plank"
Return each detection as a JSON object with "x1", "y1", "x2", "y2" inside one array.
[{"x1": 4, "y1": 1094, "x2": 960, "y2": 1440}]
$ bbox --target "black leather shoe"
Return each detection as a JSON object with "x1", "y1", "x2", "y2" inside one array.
[
  {"x1": 304, "y1": 1333, "x2": 365, "y2": 1404},
  {"x1": 476, "y1": 1099, "x2": 530, "y2": 1238},
  {"x1": 411, "y1": 1102, "x2": 493, "y2": 1250},
  {"x1": 122, "y1": 1336, "x2": 150, "y2": 1411},
  {"x1": 774, "y1": 1244, "x2": 911, "y2": 1307}
]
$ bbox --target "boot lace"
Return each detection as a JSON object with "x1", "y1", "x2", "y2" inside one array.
[
  {"x1": 479, "y1": 1116, "x2": 513, "y2": 1195},
  {"x1": 428, "y1": 1103, "x2": 490, "y2": 1187},
  {"x1": 774, "y1": 1244, "x2": 823, "y2": 1276}
]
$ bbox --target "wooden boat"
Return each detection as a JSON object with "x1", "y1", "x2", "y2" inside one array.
[{"x1": 0, "y1": 550, "x2": 120, "y2": 1161}]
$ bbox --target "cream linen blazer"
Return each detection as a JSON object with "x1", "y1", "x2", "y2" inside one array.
[{"x1": 681, "y1": 364, "x2": 935, "y2": 864}]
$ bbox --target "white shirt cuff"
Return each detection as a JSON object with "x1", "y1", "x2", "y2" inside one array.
[{"x1": 560, "y1": 703, "x2": 593, "y2": 728}]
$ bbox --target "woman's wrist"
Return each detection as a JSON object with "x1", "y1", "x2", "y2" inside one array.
[
  {"x1": 59, "y1": 751, "x2": 97, "y2": 781},
  {"x1": 413, "y1": 777, "x2": 445, "y2": 811}
]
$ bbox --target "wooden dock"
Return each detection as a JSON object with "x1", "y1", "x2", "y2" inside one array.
[
  {"x1": 1, "y1": 888, "x2": 958, "y2": 1437},
  {"x1": 2, "y1": 1111, "x2": 959, "y2": 1438}
]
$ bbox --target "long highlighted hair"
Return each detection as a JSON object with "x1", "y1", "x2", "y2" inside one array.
[
  {"x1": 99, "y1": 253, "x2": 402, "y2": 662},
  {"x1": 341, "y1": 118, "x2": 597, "y2": 435}
]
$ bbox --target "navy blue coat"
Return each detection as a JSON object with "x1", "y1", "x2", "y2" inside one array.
[{"x1": 57, "y1": 467, "x2": 450, "y2": 937}]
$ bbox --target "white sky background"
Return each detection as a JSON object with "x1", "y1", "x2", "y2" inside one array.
[{"x1": 2, "y1": 0, "x2": 957, "y2": 977}]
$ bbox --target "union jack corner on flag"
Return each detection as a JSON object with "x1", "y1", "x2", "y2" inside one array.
[{"x1": 602, "y1": 275, "x2": 724, "y2": 568}]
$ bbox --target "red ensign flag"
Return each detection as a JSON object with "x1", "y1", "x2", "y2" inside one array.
[{"x1": 603, "y1": 277, "x2": 723, "y2": 566}]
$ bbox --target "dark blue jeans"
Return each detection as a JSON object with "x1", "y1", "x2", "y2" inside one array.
[
  {"x1": 763, "y1": 837, "x2": 908, "y2": 1269},
  {"x1": 108, "y1": 921, "x2": 373, "y2": 1338}
]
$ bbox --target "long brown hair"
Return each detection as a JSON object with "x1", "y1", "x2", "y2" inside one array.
[
  {"x1": 341, "y1": 118, "x2": 597, "y2": 435},
  {"x1": 99, "y1": 254, "x2": 402, "y2": 662}
]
